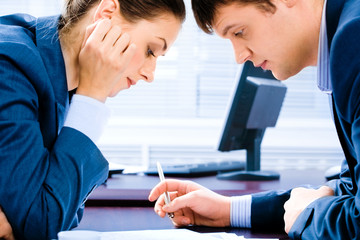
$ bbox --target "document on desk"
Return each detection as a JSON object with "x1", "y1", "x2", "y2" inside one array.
[
  {"x1": 204, "y1": 232, "x2": 278, "y2": 240},
  {"x1": 58, "y1": 229, "x2": 279, "y2": 240},
  {"x1": 101, "y1": 229, "x2": 217, "y2": 239}
]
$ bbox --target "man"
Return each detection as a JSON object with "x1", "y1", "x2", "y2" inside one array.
[{"x1": 149, "y1": 0, "x2": 360, "y2": 239}]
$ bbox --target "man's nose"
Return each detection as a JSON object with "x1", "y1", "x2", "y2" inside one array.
[{"x1": 232, "y1": 41, "x2": 251, "y2": 64}]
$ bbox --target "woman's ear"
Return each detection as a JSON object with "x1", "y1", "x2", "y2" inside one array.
[{"x1": 93, "y1": 0, "x2": 120, "y2": 21}]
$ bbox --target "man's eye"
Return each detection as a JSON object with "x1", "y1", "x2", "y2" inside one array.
[{"x1": 147, "y1": 48, "x2": 155, "y2": 57}]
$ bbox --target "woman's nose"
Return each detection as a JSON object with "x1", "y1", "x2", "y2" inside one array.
[{"x1": 140, "y1": 59, "x2": 156, "y2": 83}]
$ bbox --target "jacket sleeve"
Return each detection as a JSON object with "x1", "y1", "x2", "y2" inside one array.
[
  {"x1": 251, "y1": 190, "x2": 291, "y2": 231},
  {"x1": 0, "y1": 47, "x2": 109, "y2": 239},
  {"x1": 289, "y1": 17, "x2": 360, "y2": 240}
]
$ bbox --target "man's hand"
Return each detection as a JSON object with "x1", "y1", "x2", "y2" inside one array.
[
  {"x1": 149, "y1": 179, "x2": 231, "y2": 227},
  {"x1": 0, "y1": 207, "x2": 14, "y2": 240},
  {"x1": 283, "y1": 186, "x2": 334, "y2": 233}
]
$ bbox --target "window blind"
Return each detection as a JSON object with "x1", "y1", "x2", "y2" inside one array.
[{"x1": 1, "y1": 0, "x2": 343, "y2": 170}]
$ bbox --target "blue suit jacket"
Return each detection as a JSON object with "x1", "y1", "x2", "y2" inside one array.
[
  {"x1": 250, "y1": 0, "x2": 360, "y2": 239},
  {"x1": 0, "y1": 14, "x2": 108, "y2": 240}
]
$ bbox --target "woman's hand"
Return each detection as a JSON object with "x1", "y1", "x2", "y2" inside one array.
[
  {"x1": 283, "y1": 186, "x2": 334, "y2": 233},
  {"x1": 77, "y1": 19, "x2": 136, "y2": 102},
  {"x1": 148, "y1": 179, "x2": 231, "y2": 227},
  {"x1": 0, "y1": 207, "x2": 14, "y2": 240}
]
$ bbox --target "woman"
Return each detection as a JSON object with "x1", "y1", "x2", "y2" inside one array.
[{"x1": 0, "y1": 0, "x2": 185, "y2": 239}]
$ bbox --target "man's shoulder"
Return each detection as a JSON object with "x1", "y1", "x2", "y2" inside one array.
[{"x1": 330, "y1": 14, "x2": 360, "y2": 121}]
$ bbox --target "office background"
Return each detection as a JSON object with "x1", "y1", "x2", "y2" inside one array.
[{"x1": 1, "y1": 0, "x2": 344, "y2": 171}]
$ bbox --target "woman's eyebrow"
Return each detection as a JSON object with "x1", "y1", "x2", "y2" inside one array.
[{"x1": 157, "y1": 37, "x2": 168, "y2": 51}]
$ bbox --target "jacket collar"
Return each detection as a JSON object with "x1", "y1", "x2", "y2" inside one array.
[
  {"x1": 35, "y1": 15, "x2": 68, "y2": 109},
  {"x1": 325, "y1": 0, "x2": 345, "y2": 49}
]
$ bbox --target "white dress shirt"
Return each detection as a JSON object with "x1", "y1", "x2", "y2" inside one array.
[{"x1": 63, "y1": 94, "x2": 111, "y2": 144}]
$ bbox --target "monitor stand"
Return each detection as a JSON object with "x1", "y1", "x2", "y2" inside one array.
[{"x1": 217, "y1": 130, "x2": 279, "y2": 181}]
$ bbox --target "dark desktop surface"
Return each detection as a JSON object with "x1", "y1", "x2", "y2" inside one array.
[
  {"x1": 78, "y1": 168, "x2": 326, "y2": 239},
  {"x1": 76, "y1": 207, "x2": 290, "y2": 239},
  {"x1": 87, "y1": 168, "x2": 326, "y2": 205}
]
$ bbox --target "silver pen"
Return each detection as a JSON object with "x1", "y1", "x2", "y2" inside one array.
[{"x1": 156, "y1": 161, "x2": 174, "y2": 218}]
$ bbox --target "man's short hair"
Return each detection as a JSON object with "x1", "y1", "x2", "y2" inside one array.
[{"x1": 191, "y1": 0, "x2": 276, "y2": 33}]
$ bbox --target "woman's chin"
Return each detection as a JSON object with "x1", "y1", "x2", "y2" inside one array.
[{"x1": 109, "y1": 88, "x2": 127, "y2": 97}]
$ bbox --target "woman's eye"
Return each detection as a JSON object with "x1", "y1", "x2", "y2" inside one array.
[
  {"x1": 147, "y1": 48, "x2": 156, "y2": 57},
  {"x1": 234, "y1": 30, "x2": 244, "y2": 37}
]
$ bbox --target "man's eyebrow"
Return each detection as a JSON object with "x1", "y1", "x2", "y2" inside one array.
[
  {"x1": 158, "y1": 37, "x2": 168, "y2": 51},
  {"x1": 222, "y1": 24, "x2": 236, "y2": 37}
]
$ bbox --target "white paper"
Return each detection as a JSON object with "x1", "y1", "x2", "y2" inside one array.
[
  {"x1": 100, "y1": 229, "x2": 218, "y2": 240},
  {"x1": 58, "y1": 229, "x2": 279, "y2": 240}
]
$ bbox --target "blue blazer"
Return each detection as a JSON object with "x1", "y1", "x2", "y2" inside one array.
[
  {"x1": 0, "y1": 15, "x2": 108, "y2": 239},
  {"x1": 250, "y1": 0, "x2": 360, "y2": 239}
]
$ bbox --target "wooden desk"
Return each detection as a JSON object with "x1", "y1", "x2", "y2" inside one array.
[
  {"x1": 76, "y1": 169, "x2": 327, "y2": 239},
  {"x1": 86, "y1": 169, "x2": 327, "y2": 206},
  {"x1": 76, "y1": 206, "x2": 290, "y2": 239}
]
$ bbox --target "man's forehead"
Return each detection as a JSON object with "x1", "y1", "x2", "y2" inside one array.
[{"x1": 213, "y1": 3, "x2": 247, "y2": 36}]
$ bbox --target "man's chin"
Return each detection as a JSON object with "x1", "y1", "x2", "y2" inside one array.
[{"x1": 271, "y1": 69, "x2": 295, "y2": 81}]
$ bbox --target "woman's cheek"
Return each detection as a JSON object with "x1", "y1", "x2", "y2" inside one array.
[{"x1": 128, "y1": 50, "x2": 143, "y2": 70}]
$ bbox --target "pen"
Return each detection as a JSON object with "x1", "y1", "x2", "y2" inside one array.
[{"x1": 156, "y1": 161, "x2": 175, "y2": 218}]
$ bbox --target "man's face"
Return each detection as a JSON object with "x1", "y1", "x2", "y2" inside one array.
[{"x1": 213, "y1": 2, "x2": 319, "y2": 80}]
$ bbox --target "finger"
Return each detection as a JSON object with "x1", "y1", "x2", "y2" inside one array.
[
  {"x1": 162, "y1": 191, "x2": 198, "y2": 213},
  {"x1": 171, "y1": 215, "x2": 191, "y2": 227},
  {"x1": 117, "y1": 42, "x2": 136, "y2": 67},
  {"x1": 113, "y1": 32, "x2": 131, "y2": 54},
  {"x1": 283, "y1": 200, "x2": 289, "y2": 211},
  {"x1": 149, "y1": 179, "x2": 179, "y2": 201},
  {"x1": 84, "y1": 19, "x2": 112, "y2": 47},
  {"x1": 148, "y1": 179, "x2": 194, "y2": 202},
  {"x1": 318, "y1": 186, "x2": 334, "y2": 196},
  {"x1": 81, "y1": 20, "x2": 98, "y2": 48},
  {"x1": 154, "y1": 194, "x2": 166, "y2": 217},
  {"x1": 102, "y1": 25, "x2": 123, "y2": 48}
]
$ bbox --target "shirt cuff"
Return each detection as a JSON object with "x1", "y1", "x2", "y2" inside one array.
[
  {"x1": 64, "y1": 94, "x2": 111, "y2": 143},
  {"x1": 230, "y1": 195, "x2": 252, "y2": 228}
]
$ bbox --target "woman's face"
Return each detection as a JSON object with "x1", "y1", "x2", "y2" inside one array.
[{"x1": 108, "y1": 14, "x2": 181, "y2": 96}]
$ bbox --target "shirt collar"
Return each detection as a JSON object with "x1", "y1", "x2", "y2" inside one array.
[{"x1": 317, "y1": 0, "x2": 332, "y2": 94}]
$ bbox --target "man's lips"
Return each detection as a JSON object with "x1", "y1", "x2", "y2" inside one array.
[{"x1": 255, "y1": 61, "x2": 268, "y2": 70}]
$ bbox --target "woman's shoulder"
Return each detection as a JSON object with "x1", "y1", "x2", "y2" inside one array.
[{"x1": 0, "y1": 13, "x2": 41, "y2": 57}]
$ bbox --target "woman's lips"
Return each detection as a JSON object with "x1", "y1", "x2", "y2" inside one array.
[{"x1": 127, "y1": 78, "x2": 136, "y2": 88}]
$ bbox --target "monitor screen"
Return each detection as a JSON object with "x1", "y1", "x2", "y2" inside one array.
[{"x1": 217, "y1": 61, "x2": 287, "y2": 180}]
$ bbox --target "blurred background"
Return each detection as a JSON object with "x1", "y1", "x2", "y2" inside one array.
[{"x1": 1, "y1": 0, "x2": 344, "y2": 172}]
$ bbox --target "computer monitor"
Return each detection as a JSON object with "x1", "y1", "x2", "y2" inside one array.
[{"x1": 217, "y1": 61, "x2": 287, "y2": 180}]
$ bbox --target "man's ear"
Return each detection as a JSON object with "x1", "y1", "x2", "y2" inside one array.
[{"x1": 93, "y1": 0, "x2": 119, "y2": 21}]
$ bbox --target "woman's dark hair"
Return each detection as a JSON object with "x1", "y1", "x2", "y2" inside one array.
[
  {"x1": 191, "y1": 0, "x2": 275, "y2": 34},
  {"x1": 59, "y1": 0, "x2": 186, "y2": 33}
]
